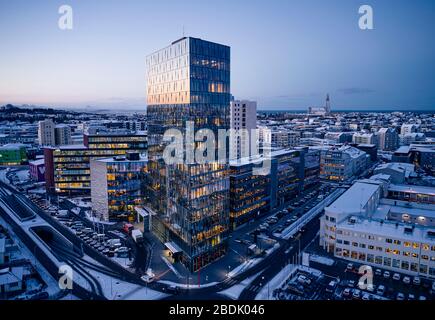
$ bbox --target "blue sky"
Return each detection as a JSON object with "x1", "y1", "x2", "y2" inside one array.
[{"x1": 0, "y1": 0, "x2": 434, "y2": 110}]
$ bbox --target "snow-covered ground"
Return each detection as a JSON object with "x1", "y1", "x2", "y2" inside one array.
[
  {"x1": 228, "y1": 242, "x2": 280, "y2": 278},
  {"x1": 218, "y1": 271, "x2": 263, "y2": 300},
  {"x1": 159, "y1": 280, "x2": 219, "y2": 290}
]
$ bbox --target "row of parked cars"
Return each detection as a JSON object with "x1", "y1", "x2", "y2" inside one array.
[
  {"x1": 29, "y1": 194, "x2": 131, "y2": 260},
  {"x1": 345, "y1": 263, "x2": 434, "y2": 300}
]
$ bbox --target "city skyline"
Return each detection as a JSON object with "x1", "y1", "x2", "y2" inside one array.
[{"x1": 0, "y1": 0, "x2": 434, "y2": 111}]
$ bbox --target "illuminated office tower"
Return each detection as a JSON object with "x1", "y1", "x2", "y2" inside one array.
[{"x1": 146, "y1": 37, "x2": 231, "y2": 271}]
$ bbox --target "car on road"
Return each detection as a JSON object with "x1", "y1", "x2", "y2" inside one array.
[
  {"x1": 408, "y1": 294, "x2": 415, "y2": 300},
  {"x1": 383, "y1": 271, "x2": 390, "y2": 279},
  {"x1": 393, "y1": 273, "x2": 401, "y2": 281},
  {"x1": 419, "y1": 295, "x2": 427, "y2": 300},
  {"x1": 403, "y1": 276, "x2": 411, "y2": 285},
  {"x1": 141, "y1": 275, "x2": 155, "y2": 283}
]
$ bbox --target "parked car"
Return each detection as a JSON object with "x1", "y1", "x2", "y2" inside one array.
[
  {"x1": 393, "y1": 273, "x2": 401, "y2": 281},
  {"x1": 375, "y1": 269, "x2": 382, "y2": 277},
  {"x1": 376, "y1": 285, "x2": 386, "y2": 296},
  {"x1": 342, "y1": 288, "x2": 352, "y2": 298},
  {"x1": 383, "y1": 271, "x2": 391, "y2": 279},
  {"x1": 396, "y1": 292, "x2": 405, "y2": 301},
  {"x1": 413, "y1": 276, "x2": 421, "y2": 286},
  {"x1": 362, "y1": 293, "x2": 371, "y2": 300},
  {"x1": 346, "y1": 263, "x2": 354, "y2": 271},
  {"x1": 352, "y1": 289, "x2": 361, "y2": 300},
  {"x1": 403, "y1": 276, "x2": 411, "y2": 285}
]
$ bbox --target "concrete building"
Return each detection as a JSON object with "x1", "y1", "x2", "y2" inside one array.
[
  {"x1": 320, "y1": 176, "x2": 435, "y2": 279},
  {"x1": 265, "y1": 130, "x2": 301, "y2": 149},
  {"x1": 230, "y1": 100, "x2": 257, "y2": 159},
  {"x1": 318, "y1": 145, "x2": 370, "y2": 182},
  {"x1": 38, "y1": 119, "x2": 55, "y2": 146},
  {"x1": 378, "y1": 128, "x2": 399, "y2": 151}
]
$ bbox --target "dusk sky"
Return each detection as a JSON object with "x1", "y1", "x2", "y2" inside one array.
[{"x1": 0, "y1": 0, "x2": 434, "y2": 111}]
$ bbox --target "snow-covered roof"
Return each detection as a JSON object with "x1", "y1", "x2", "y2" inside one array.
[
  {"x1": 389, "y1": 184, "x2": 435, "y2": 196},
  {"x1": 326, "y1": 181, "x2": 381, "y2": 215}
]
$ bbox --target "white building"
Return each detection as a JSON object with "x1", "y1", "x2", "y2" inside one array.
[
  {"x1": 230, "y1": 100, "x2": 257, "y2": 159},
  {"x1": 38, "y1": 119, "x2": 55, "y2": 146},
  {"x1": 352, "y1": 132, "x2": 376, "y2": 145},
  {"x1": 320, "y1": 176, "x2": 435, "y2": 279}
]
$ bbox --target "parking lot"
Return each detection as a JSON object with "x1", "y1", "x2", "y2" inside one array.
[
  {"x1": 27, "y1": 194, "x2": 138, "y2": 269},
  {"x1": 307, "y1": 254, "x2": 435, "y2": 300}
]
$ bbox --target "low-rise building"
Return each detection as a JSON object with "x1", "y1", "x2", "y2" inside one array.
[
  {"x1": 29, "y1": 159, "x2": 45, "y2": 182},
  {"x1": 0, "y1": 144, "x2": 27, "y2": 165},
  {"x1": 320, "y1": 176, "x2": 435, "y2": 279},
  {"x1": 91, "y1": 152, "x2": 148, "y2": 222},
  {"x1": 318, "y1": 145, "x2": 369, "y2": 182}
]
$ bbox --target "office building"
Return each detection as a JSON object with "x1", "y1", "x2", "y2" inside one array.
[
  {"x1": 229, "y1": 149, "x2": 304, "y2": 229},
  {"x1": 230, "y1": 100, "x2": 257, "y2": 159},
  {"x1": 146, "y1": 37, "x2": 231, "y2": 271},
  {"x1": 91, "y1": 152, "x2": 148, "y2": 222},
  {"x1": 0, "y1": 144, "x2": 27, "y2": 165},
  {"x1": 318, "y1": 145, "x2": 369, "y2": 182},
  {"x1": 320, "y1": 176, "x2": 435, "y2": 279},
  {"x1": 44, "y1": 131, "x2": 147, "y2": 195}
]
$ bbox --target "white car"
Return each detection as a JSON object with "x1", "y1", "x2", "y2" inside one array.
[
  {"x1": 412, "y1": 276, "x2": 421, "y2": 286},
  {"x1": 402, "y1": 276, "x2": 411, "y2": 285},
  {"x1": 141, "y1": 275, "x2": 155, "y2": 283}
]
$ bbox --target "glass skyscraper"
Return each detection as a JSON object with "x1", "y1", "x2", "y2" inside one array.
[{"x1": 146, "y1": 37, "x2": 231, "y2": 271}]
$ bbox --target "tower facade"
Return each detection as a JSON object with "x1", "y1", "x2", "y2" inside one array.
[{"x1": 146, "y1": 37, "x2": 231, "y2": 271}]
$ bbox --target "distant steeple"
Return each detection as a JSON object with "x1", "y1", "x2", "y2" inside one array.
[{"x1": 325, "y1": 93, "x2": 331, "y2": 113}]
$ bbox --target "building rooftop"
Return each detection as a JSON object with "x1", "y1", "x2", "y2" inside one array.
[{"x1": 326, "y1": 181, "x2": 381, "y2": 215}]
